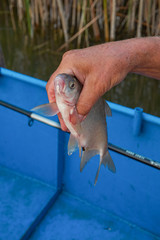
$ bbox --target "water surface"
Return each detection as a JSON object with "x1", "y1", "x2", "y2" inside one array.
[{"x1": 0, "y1": 13, "x2": 159, "y2": 117}]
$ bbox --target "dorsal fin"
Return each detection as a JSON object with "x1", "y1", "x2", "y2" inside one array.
[{"x1": 105, "y1": 101, "x2": 112, "y2": 117}]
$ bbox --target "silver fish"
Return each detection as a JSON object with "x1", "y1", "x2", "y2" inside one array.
[{"x1": 32, "y1": 73, "x2": 116, "y2": 184}]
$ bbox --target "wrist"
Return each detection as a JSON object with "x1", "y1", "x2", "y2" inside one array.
[{"x1": 126, "y1": 37, "x2": 160, "y2": 78}]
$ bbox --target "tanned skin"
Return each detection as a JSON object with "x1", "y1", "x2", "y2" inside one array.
[{"x1": 46, "y1": 37, "x2": 160, "y2": 131}]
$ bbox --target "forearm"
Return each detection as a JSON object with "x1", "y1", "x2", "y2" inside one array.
[
  {"x1": 128, "y1": 37, "x2": 160, "y2": 80},
  {"x1": 47, "y1": 36, "x2": 160, "y2": 120}
]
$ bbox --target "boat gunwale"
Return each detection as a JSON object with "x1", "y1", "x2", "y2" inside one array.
[{"x1": 0, "y1": 67, "x2": 159, "y2": 126}]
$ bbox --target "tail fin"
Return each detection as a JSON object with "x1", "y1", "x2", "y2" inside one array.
[
  {"x1": 102, "y1": 151, "x2": 116, "y2": 173},
  {"x1": 94, "y1": 151, "x2": 116, "y2": 185},
  {"x1": 80, "y1": 149, "x2": 99, "y2": 172},
  {"x1": 94, "y1": 164, "x2": 101, "y2": 185}
]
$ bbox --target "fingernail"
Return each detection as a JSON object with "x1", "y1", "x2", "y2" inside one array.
[
  {"x1": 61, "y1": 126, "x2": 69, "y2": 132},
  {"x1": 78, "y1": 114, "x2": 86, "y2": 122},
  {"x1": 49, "y1": 96, "x2": 56, "y2": 103},
  {"x1": 70, "y1": 112, "x2": 86, "y2": 125},
  {"x1": 69, "y1": 113, "x2": 77, "y2": 125},
  {"x1": 69, "y1": 107, "x2": 86, "y2": 125}
]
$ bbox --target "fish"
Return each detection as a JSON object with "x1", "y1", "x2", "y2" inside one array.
[{"x1": 32, "y1": 73, "x2": 116, "y2": 185}]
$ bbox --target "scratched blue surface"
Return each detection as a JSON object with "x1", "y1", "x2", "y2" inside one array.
[
  {"x1": 0, "y1": 68, "x2": 160, "y2": 240},
  {"x1": 30, "y1": 192, "x2": 160, "y2": 240},
  {"x1": 0, "y1": 165, "x2": 55, "y2": 240}
]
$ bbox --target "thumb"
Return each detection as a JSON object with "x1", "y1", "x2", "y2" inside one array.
[
  {"x1": 46, "y1": 71, "x2": 57, "y2": 103},
  {"x1": 76, "y1": 77, "x2": 100, "y2": 116}
]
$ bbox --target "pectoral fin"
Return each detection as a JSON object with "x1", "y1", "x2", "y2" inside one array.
[
  {"x1": 32, "y1": 103, "x2": 59, "y2": 116},
  {"x1": 105, "y1": 102, "x2": 112, "y2": 117},
  {"x1": 80, "y1": 149, "x2": 99, "y2": 172},
  {"x1": 68, "y1": 134, "x2": 78, "y2": 155}
]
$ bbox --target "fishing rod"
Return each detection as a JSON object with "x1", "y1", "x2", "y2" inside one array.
[
  {"x1": 1, "y1": 100, "x2": 160, "y2": 170},
  {"x1": 108, "y1": 143, "x2": 160, "y2": 169},
  {"x1": 0, "y1": 100, "x2": 61, "y2": 129}
]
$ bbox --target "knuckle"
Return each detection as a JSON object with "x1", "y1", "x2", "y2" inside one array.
[
  {"x1": 62, "y1": 50, "x2": 71, "y2": 60},
  {"x1": 62, "y1": 49, "x2": 77, "y2": 60}
]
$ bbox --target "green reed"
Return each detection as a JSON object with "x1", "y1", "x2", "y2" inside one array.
[{"x1": 6, "y1": 0, "x2": 160, "y2": 50}]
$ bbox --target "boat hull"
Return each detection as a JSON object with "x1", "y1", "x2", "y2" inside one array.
[{"x1": 0, "y1": 68, "x2": 160, "y2": 240}]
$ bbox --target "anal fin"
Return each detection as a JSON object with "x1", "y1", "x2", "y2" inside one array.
[{"x1": 68, "y1": 134, "x2": 78, "y2": 155}]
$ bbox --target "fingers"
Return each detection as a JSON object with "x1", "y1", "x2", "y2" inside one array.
[
  {"x1": 69, "y1": 107, "x2": 86, "y2": 125},
  {"x1": 46, "y1": 49, "x2": 84, "y2": 104},
  {"x1": 76, "y1": 76, "x2": 101, "y2": 116},
  {"x1": 46, "y1": 51, "x2": 80, "y2": 131},
  {"x1": 46, "y1": 71, "x2": 58, "y2": 103},
  {"x1": 58, "y1": 112, "x2": 69, "y2": 132}
]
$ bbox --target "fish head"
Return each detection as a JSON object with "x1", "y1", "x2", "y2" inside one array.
[{"x1": 54, "y1": 73, "x2": 82, "y2": 105}]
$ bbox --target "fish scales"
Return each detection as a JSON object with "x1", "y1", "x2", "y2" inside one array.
[{"x1": 32, "y1": 73, "x2": 116, "y2": 185}]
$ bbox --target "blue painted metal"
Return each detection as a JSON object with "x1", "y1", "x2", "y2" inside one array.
[
  {"x1": 20, "y1": 188, "x2": 62, "y2": 240},
  {"x1": 0, "y1": 68, "x2": 64, "y2": 239},
  {"x1": 133, "y1": 107, "x2": 143, "y2": 136},
  {"x1": 108, "y1": 143, "x2": 160, "y2": 169},
  {"x1": 30, "y1": 192, "x2": 160, "y2": 240},
  {"x1": 63, "y1": 104, "x2": 160, "y2": 236},
  {"x1": 0, "y1": 165, "x2": 56, "y2": 240},
  {"x1": 0, "y1": 67, "x2": 46, "y2": 88},
  {"x1": 0, "y1": 100, "x2": 61, "y2": 129},
  {"x1": 23, "y1": 128, "x2": 65, "y2": 240},
  {"x1": 0, "y1": 67, "x2": 160, "y2": 239},
  {"x1": 1, "y1": 99, "x2": 159, "y2": 169}
]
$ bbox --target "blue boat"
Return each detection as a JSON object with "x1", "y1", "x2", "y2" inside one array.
[{"x1": 0, "y1": 67, "x2": 160, "y2": 240}]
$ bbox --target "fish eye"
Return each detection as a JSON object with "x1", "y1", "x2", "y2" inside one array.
[{"x1": 69, "y1": 81, "x2": 75, "y2": 89}]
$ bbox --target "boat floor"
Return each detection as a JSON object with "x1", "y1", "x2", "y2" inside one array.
[{"x1": 0, "y1": 165, "x2": 159, "y2": 240}]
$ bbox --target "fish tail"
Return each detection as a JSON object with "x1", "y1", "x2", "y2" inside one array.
[
  {"x1": 94, "y1": 164, "x2": 101, "y2": 186},
  {"x1": 94, "y1": 151, "x2": 116, "y2": 186},
  {"x1": 102, "y1": 151, "x2": 116, "y2": 173},
  {"x1": 80, "y1": 149, "x2": 99, "y2": 172}
]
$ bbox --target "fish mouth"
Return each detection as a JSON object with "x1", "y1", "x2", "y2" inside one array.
[
  {"x1": 54, "y1": 76, "x2": 65, "y2": 94},
  {"x1": 54, "y1": 74, "x2": 76, "y2": 106},
  {"x1": 56, "y1": 84, "x2": 65, "y2": 94}
]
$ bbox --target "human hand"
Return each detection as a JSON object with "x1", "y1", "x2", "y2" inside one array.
[
  {"x1": 46, "y1": 37, "x2": 160, "y2": 131},
  {"x1": 46, "y1": 41, "x2": 133, "y2": 130}
]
